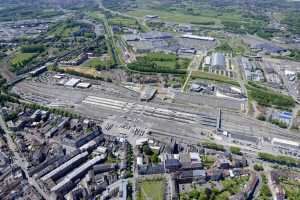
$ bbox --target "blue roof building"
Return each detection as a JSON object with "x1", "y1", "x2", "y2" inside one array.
[{"x1": 254, "y1": 43, "x2": 287, "y2": 54}]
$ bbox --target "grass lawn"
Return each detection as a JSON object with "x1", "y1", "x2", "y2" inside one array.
[
  {"x1": 139, "y1": 53, "x2": 190, "y2": 69},
  {"x1": 83, "y1": 58, "x2": 105, "y2": 67},
  {"x1": 86, "y1": 11, "x2": 104, "y2": 21},
  {"x1": 11, "y1": 53, "x2": 35, "y2": 65},
  {"x1": 137, "y1": 179, "x2": 165, "y2": 200},
  {"x1": 48, "y1": 23, "x2": 80, "y2": 37},
  {"x1": 83, "y1": 57, "x2": 114, "y2": 69},
  {"x1": 109, "y1": 17, "x2": 137, "y2": 26},
  {"x1": 153, "y1": 60, "x2": 175, "y2": 68},
  {"x1": 128, "y1": 53, "x2": 190, "y2": 74},
  {"x1": 191, "y1": 71, "x2": 239, "y2": 86}
]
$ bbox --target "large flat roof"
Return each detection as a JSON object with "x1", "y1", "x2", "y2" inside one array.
[
  {"x1": 64, "y1": 78, "x2": 80, "y2": 87},
  {"x1": 41, "y1": 151, "x2": 89, "y2": 181},
  {"x1": 181, "y1": 34, "x2": 215, "y2": 41},
  {"x1": 51, "y1": 155, "x2": 105, "y2": 192}
]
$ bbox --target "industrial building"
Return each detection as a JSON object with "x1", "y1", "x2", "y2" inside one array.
[
  {"x1": 240, "y1": 57, "x2": 264, "y2": 81},
  {"x1": 216, "y1": 86, "x2": 246, "y2": 100},
  {"x1": 211, "y1": 53, "x2": 226, "y2": 70},
  {"x1": 62, "y1": 129, "x2": 103, "y2": 148},
  {"x1": 271, "y1": 110, "x2": 293, "y2": 125},
  {"x1": 284, "y1": 70, "x2": 296, "y2": 81},
  {"x1": 140, "y1": 31, "x2": 173, "y2": 40},
  {"x1": 181, "y1": 34, "x2": 215, "y2": 41},
  {"x1": 59, "y1": 53, "x2": 88, "y2": 66},
  {"x1": 253, "y1": 43, "x2": 287, "y2": 54},
  {"x1": 204, "y1": 56, "x2": 211, "y2": 66},
  {"x1": 278, "y1": 111, "x2": 293, "y2": 124},
  {"x1": 40, "y1": 151, "x2": 89, "y2": 182},
  {"x1": 178, "y1": 170, "x2": 206, "y2": 183},
  {"x1": 50, "y1": 155, "x2": 105, "y2": 195},
  {"x1": 29, "y1": 66, "x2": 47, "y2": 77},
  {"x1": 144, "y1": 15, "x2": 159, "y2": 20},
  {"x1": 64, "y1": 78, "x2": 81, "y2": 87},
  {"x1": 140, "y1": 87, "x2": 157, "y2": 101},
  {"x1": 122, "y1": 34, "x2": 140, "y2": 42},
  {"x1": 77, "y1": 82, "x2": 91, "y2": 89}
]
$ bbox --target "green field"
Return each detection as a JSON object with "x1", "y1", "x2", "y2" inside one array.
[
  {"x1": 127, "y1": 53, "x2": 190, "y2": 74},
  {"x1": 84, "y1": 58, "x2": 105, "y2": 67},
  {"x1": 48, "y1": 22, "x2": 89, "y2": 38},
  {"x1": 86, "y1": 11, "x2": 104, "y2": 21},
  {"x1": 137, "y1": 179, "x2": 165, "y2": 200},
  {"x1": 109, "y1": 17, "x2": 138, "y2": 26},
  {"x1": 83, "y1": 57, "x2": 114, "y2": 70},
  {"x1": 246, "y1": 82, "x2": 295, "y2": 109},
  {"x1": 125, "y1": 5, "x2": 268, "y2": 35},
  {"x1": 108, "y1": 16, "x2": 149, "y2": 31},
  {"x1": 0, "y1": 6, "x2": 64, "y2": 22},
  {"x1": 191, "y1": 71, "x2": 240, "y2": 86},
  {"x1": 140, "y1": 53, "x2": 190, "y2": 69},
  {"x1": 127, "y1": 9, "x2": 221, "y2": 24},
  {"x1": 10, "y1": 53, "x2": 36, "y2": 72},
  {"x1": 126, "y1": 8, "x2": 257, "y2": 25},
  {"x1": 49, "y1": 25, "x2": 80, "y2": 37}
]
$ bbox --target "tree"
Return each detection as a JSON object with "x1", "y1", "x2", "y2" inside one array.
[
  {"x1": 260, "y1": 184, "x2": 271, "y2": 197},
  {"x1": 142, "y1": 143, "x2": 153, "y2": 155},
  {"x1": 254, "y1": 164, "x2": 264, "y2": 171},
  {"x1": 151, "y1": 152, "x2": 161, "y2": 164},
  {"x1": 230, "y1": 146, "x2": 242, "y2": 155}
]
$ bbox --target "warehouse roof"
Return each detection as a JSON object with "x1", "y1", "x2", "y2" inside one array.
[
  {"x1": 211, "y1": 53, "x2": 225, "y2": 68},
  {"x1": 51, "y1": 155, "x2": 105, "y2": 192},
  {"x1": 77, "y1": 82, "x2": 91, "y2": 88},
  {"x1": 140, "y1": 31, "x2": 173, "y2": 40},
  {"x1": 64, "y1": 78, "x2": 80, "y2": 87},
  {"x1": 181, "y1": 34, "x2": 215, "y2": 41},
  {"x1": 41, "y1": 151, "x2": 89, "y2": 181},
  {"x1": 254, "y1": 43, "x2": 287, "y2": 53},
  {"x1": 165, "y1": 159, "x2": 182, "y2": 169}
]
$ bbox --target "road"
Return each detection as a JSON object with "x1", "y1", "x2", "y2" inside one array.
[
  {"x1": 181, "y1": 53, "x2": 203, "y2": 92},
  {"x1": 0, "y1": 115, "x2": 51, "y2": 200}
]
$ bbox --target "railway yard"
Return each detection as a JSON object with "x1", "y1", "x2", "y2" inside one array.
[{"x1": 12, "y1": 74, "x2": 300, "y2": 153}]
